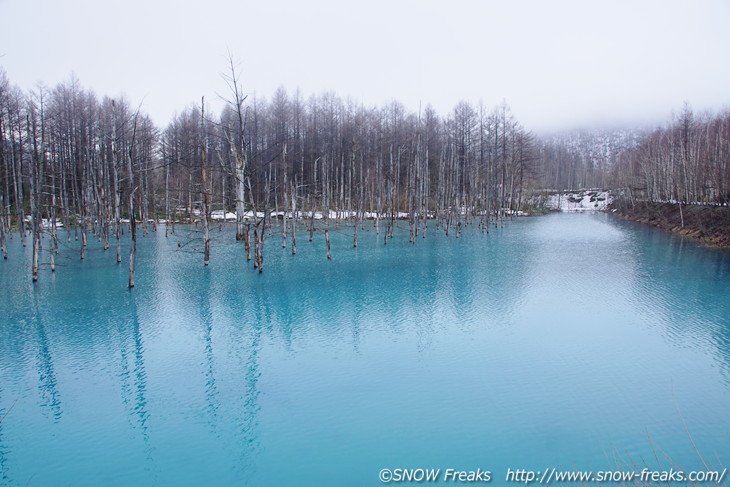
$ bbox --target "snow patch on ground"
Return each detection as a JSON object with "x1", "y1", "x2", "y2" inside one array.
[
  {"x1": 37, "y1": 218, "x2": 64, "y2": 229},
  {"x1": 547, "y1": 190, "x2": 612, "y2": 212},
  {"x1": 210, "y1": 210, "x2": 237, "y2": 221},
  {"x1": 502, "y1": 208, "x2": 529, "y2": 217}
]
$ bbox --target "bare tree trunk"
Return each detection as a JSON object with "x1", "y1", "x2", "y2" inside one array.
[
  {"x1": 258, "y1": 219, "x2": 265, "y2": 273},
  {"x1": 291, "y1": 181, "x2": 297, "y2": 255},
  {"x1": 164, "y1": 144, "x2": 170, "y2": 236},
  {"x1": 27, "y1": 109, "x2": 44, "y2": 282},
  {"x1": 31, "y1": 223, "x2": 40, "y2": 282},
  {"x1": 253, "y1": 221, "x2": 264, "y2": 272},
  {"x1": 112, "y1": 101, "x2": 122, "y2": 263},
  {"x1": 244, "y1": 223, "x2": 251, "y2": 261},
  {"x1": 253, "y1": 228, "x2": 259, "y2": 269},
  {"x1": 221, "y1": 56, "x2": 249, "y2": 242},
  {"x1": 128, "y1": 204, "x2": 136, "y2": 287},
  {"x1": 325, "y1": 229, "x2": 331, "y2": 260},
  {"x1": 679, "y1": 202, "x2": 685, "y2": 228},
  {"x1": 309, "y1": 201, "x2": 315, "y2": 242},
  {"x1": 0, "y1": 195, "x2": 6, "y2": 259},
  {"x1": 80, "y1": 207, "x2": 87, "y2": 260},
  {"x1": 49, "y1": 164, "x2": 57, "y2": 272},
  {"x1": 79, "y1": 142, "x2": 89, "y2": 260},
  {"x1": 282, "y1": 173, "x2": 288, "y2": 248},
  {"x1": 12, "y1": 114, "x2": 26, "y2": 247},
  {"x1": 128, "y1": 114, "x2": 139, "y2": 288},
  {"x1": 201, "y1": 97, "x2": 210, "y2": 266},
  {"x1": 235, "y1": 165, "x2": 246, "y2": 240},
  {"x1": 142, "y1": 154, "x2": 150, "y2": 235}
]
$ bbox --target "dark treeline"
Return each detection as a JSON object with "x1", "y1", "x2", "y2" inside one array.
[{"x1": 1, "y1": 67, "x2": 729, "y2": 280}]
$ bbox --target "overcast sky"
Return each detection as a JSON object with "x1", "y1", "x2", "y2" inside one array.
[{"x1": 1, "y1": 0, "x2": 729, "y2": 133}]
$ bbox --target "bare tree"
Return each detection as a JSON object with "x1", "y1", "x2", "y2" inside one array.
[
  {"x1": 201, "y1": 96, "x2": 210, "y2": 266},
  {"x1": 221, "y1": 54, "x2": 248, "y2": 242}
]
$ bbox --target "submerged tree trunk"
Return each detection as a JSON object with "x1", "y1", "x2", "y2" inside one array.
[
  {"x1": 112, "y1": 101, "x2": 122, "y2": 264},
  {"x1": 129, "y1": 210, "x2": 137, "y2": 287},
  {"x1": 258, "y1": 221, "x2": 265, "y2": 273},
  {"x1": 222, "y1": 57, "x2": 249, "y2": 242},
  {"x1": 282, "y1": 173, "x2": 288, "y2": 248},
  {"x1": 49, "y1": 182, "x2": 57, "y2": 272},
  {"x1": 253, "y1": 227, "x2": 259, "y2": 269},
  {"x1": 201, "y1": 97, "x2": 210, "y2": 266},
  {"x1": 27, "y1": 96, "x2": 48, "y2": 282},
  {"x1": 309, "y1": 202, "x2": 316, "y2": 242},
  {"x1": 244, "y1": 223, "x2": 251, "y2": 261},
  {"x1": 0, "y1": 195, "x2": 7, "y2": 259},
  {"x1": 28, "y1": 117, "x2": 41, "y2": 282},
  {"x1": 291, "y1": 182, "x2": 297, "y2": 255},
  {"x1": 128, "y1": 115, "x2": 139, "y2": 288},
  {"x1": 253, "y1": 221, "x2": 264, "y2": 273},
  {"x1": 236, "y1": 164, "x2": 246, "y2": 241},
  {"x1": 13, "y1": 115, "x2": 26, "y2": 248},
  {"x1": 325, "y1": 229, "x2": 331, "y2": 260}
]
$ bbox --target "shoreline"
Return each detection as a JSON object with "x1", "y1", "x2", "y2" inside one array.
[{"x1": 608, "y1": 200, "x2": 730, "y2": 250}]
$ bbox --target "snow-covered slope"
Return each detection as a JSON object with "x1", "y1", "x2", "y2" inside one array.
[{"x1": 547, "y1": 190, "x2": 612, "y2": 212}]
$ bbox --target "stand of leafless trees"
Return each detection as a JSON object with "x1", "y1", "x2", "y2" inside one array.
[
  {"x1": 535, "y1": 105, "x2": 730, "y2": 208},
  {"x1": 0, "y1": 72, "x2": 156, "y2": 284},
  {"x1": 3, "y1": 67, "x2": 728, "y2": 282},
  {"x1": 1, "y1": 68, "x2": 539, "y2": 281},
  {"x1": 608, "y1": 105, "x2": 730, "y2": 206}
]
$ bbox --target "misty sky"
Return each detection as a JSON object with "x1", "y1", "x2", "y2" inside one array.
[{"x1": 1, "y1": 0, "x2": 729, "y2": 133}]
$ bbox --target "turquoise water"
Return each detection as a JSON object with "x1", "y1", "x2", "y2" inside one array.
[{"x1": 0, "y1": 213, "x2": 729, "y2": 486}]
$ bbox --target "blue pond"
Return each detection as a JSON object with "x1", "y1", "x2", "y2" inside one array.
[{"x1": 0, "y1": 213, "x2": 729, "y2": 485}]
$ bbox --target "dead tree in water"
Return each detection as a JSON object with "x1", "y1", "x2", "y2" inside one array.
[
  {"x1": 221, "y1": 54, "x2": 248, "y2": 242},
  {"x1": 245, "y1": 160, "x2": 266, "y2": 272},
  {"x1": 258, "y1": 220, "x2": 265, "y2": 272},
  {"x1": 0, "y1": 71, "x2": 556, "y2": 279},
  {"x1": 48, "y1": 134, "x2": 58, "y2": 272},
  {"x1": 127, "y1": 109, "x2": 140, "y2": 288},
  {"x1": 112, "y1": 101, "x2": 122, "y2": 263},
  {"x1": 27, "y1": 101, "x2": 44, "y2": 282},
  {"x1": 0, "y1": 195, "x2": 7, "y2": 259},
  {"x1": 10, "y1": 96, "x2": 27, "y2": 248},
  {"x1": 353, "y1": 219, "x2": 358, "y2": 248},
  {"x1": 244, "y1": 223, "x2": 251, "y2": 261},
  {"x1": 290, "y1": 181, "x2": 297, "y2": 255},
  {"x1": 309, "y1": 205, "x2": 315, "y2": 242},
  {"x1": 282, "y1": 172, "x2": 288, "y2": 248},
  {"x1": 253, "y1": 227, "x2": 259, "y2": 269},
  {"x1": 201, "y1": 97, "x2": 211, "y2": 266},
  {"x1": 325, "y1": 229, "x2": 331, "y2": 260},
  {"x1": 253, "y1": 218, "x2": 265, "y2": 273}
]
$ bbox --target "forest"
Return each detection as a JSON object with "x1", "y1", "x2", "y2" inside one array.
[{"x1": 1, "y1": 66, "x2": 729, "y2": 284}]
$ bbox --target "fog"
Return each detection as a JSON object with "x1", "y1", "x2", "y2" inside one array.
[{"x1": 1, "y1": 0, "x2": 728, "y2": 132}]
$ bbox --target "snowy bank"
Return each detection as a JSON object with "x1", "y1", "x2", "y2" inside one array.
[{"x1": 547, "y1": 190, "x2": 612, "y2": 212}]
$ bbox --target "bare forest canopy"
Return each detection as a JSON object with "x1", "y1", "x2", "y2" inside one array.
[{"x1": 1, "y1": 68, "x2": 729, "y2": 281}]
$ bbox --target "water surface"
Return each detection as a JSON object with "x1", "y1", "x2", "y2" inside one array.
[{"x1": 0, "y1": 213, "x2": 728, "y2": 485}]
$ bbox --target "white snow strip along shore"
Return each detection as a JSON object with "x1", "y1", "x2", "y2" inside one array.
[{"x1": 546, "y1": 190, "x2": 612, "y2": 212}]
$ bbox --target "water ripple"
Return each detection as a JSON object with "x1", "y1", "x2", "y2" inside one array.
[{"x1": 0, "y1": 217, "x2": 728, "y2": 485}]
